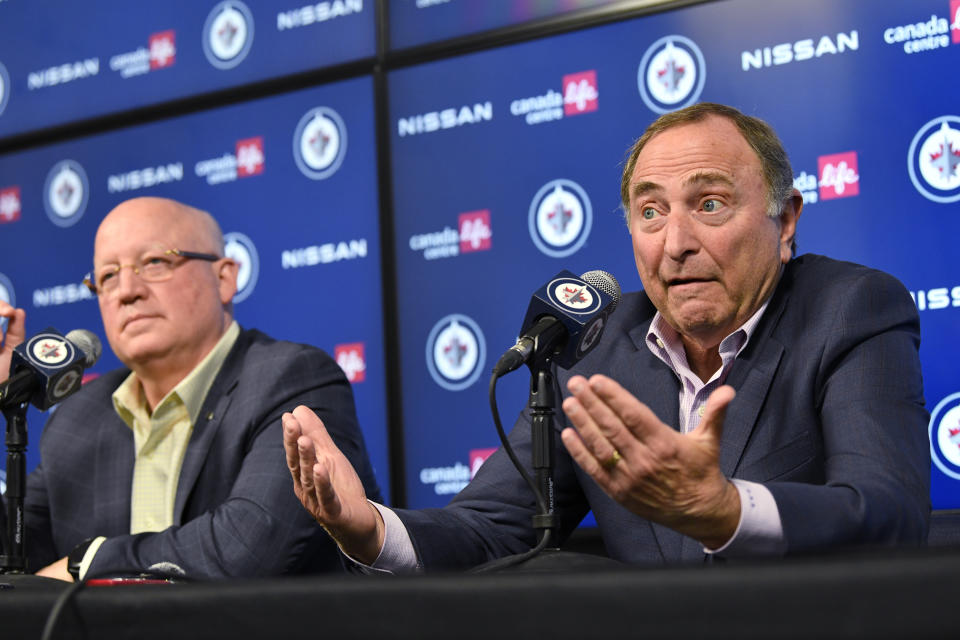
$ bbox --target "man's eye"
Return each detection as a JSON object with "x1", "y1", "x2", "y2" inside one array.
[
  {"x1": 642, "y1": 207, "x2": 658, "y2": 220},
  {"x1": 702, "y1": 199, "x2": 722, "y2": 213}
]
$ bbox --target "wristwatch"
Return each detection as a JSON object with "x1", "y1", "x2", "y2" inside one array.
[{"x1": 67, "y1": 538, "x2": 96, "y2": 581}]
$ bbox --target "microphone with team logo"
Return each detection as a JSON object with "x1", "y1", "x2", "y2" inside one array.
[
  {"x1": 0, "y1": 328, "x2": 102, "y2": 410},
  {"x1": 493, "y1": 269, "x2": 620, "y2": 377}
]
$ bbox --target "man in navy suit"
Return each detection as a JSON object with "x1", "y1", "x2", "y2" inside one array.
[
  {"x1": 283, "y1": 103, "x2": 929, "y2": 570},
  {"x1": 0, "y1": 197, "x2": 380, "y2": 580}
]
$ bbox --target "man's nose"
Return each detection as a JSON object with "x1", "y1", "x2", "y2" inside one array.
[
  {"x1": 662, "y1": 211, "x2": 700, "y2": 260},
  {"x1": 114, "y1": 265, "x2": 148, "y2": 301}
]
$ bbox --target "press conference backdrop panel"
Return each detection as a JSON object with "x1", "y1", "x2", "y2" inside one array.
[
  {"x1": 0, "y1": 0, "x2": 375, "y2": 141},
  {"x1": 388, "y1": 0, "x2": 960, "y2": 511},
  {"x1": 0, "y1": 76, "x2": 391, "y2": 503}
]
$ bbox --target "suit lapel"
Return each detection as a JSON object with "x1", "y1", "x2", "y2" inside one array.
[
  {"x1": 172, "y1": 331, "x2": 247, "y2": 523},
  {"x1": 94, "y1": 409, "x2": 135, "y2": 536},
  {"x1": 625, "y1": 320, "x2": 687, "y2": 563},
  {"x1": 717, "y1": 268, "x2": 793, "y2": 478}
]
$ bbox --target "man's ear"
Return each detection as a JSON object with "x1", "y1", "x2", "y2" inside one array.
[
  {"x1": 217, "y1": 257, "x2": 239, "y2": 304},
  {"x1": 779, "y1": 189, "x2": 803, "y2": 263}
]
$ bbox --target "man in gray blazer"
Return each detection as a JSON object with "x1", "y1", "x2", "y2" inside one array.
[
  {"x1": 0, "y1": 197, "x2": 380, "y2": 580},
  {"x1": 283, "y1": 103, "x2": 929, "y2": 570}
]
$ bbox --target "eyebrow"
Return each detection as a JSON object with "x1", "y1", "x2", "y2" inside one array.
[
  {"x1": 683, "y1": 171, "x2": 736, "y2": 190},
  {"x1": 630, "y1": 171, "x2": 737, "y2": 202},
  {"x1": 630, "y1": 180, "x2": 663, "y2": 200}
]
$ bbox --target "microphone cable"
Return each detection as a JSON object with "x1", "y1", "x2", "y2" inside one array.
[{"x1": 470, "y1": 370, "x2": 554, "y2": 574}]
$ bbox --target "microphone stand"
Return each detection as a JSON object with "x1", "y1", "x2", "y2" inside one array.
[
  {"x1": 1, "y1": 400, "x2": 29, "y2": 573},
  {"x1": 527, "y1": 353, "x2": 560, "y2": 549}
]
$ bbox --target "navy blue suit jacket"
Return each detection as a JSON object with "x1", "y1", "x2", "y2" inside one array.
[
  {"x1": 396, "y1": 255, "x2": 930, "y2": 569},
  {"x1": 14, "y1": 328, "x2": 381, "y2": 578}
]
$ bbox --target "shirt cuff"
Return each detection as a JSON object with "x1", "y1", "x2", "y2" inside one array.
[
  {"x1": 342, "y1": 501, "x2": 421, "y2": 575},
  {"x1": 703, "y1": 480, "x2": 787, "y2": 557},
  {"x1": 78, "y1": 536, "x2": 107, "y2": 580}
]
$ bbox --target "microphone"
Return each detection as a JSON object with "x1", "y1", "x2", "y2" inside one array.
[
  {"x1": 493, "y1": 270, "x2": 621, "y2": 376},
  {"x1": 0, "y1": 328, "x2": 102, "y2": 410}
]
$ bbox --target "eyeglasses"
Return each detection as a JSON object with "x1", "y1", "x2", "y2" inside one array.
[{"x1": 84, "y1": 248, "x2": 221, "y2": 295}]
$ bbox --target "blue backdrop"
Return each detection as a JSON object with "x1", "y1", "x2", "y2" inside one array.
[{"x1": 1, "y1": 0, "x2": 958, "y2": 515}]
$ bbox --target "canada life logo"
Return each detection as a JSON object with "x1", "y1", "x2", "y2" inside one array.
[
  {"x1": 954, "y1": 0, "x2": 960, "y2": 44},
  {"x1": 0, "y1": 273, "x2": 14, "y2": 333},
  {"x1": 110, "y1": 30, "x2": 176, "y2": 78},
  {"x1": 236, "y1": 137, "x2": 265, "y2": 177},
  {"x1": 908, "y1": 115, "x2": 960, "y2": 203},
  {"x1": 203, "y1": 0, "x2": 254, "y2": 69},
  {"x1": 510, "y1": 70, "x2": 598, "y2": 125},
  {"x1": 469, "y1": 447, "x2": 498, "y2": 479},
  {"x1": 930, "y1": 392, "x2": 960, "y2": 481},
  {"x1": 150, "y1": 31, "x2": 176, "y2": 69},
  {"x1": 43, "y1": 160, "x2": 89, "y2": 228},
  {"x1": 195, "y1": 136, "x2": 265, "y2": 185},
  {"x1": 528, "y1": 179, "x2": 593, "y2": 258},
  {"x1": 563, "y1": 71, "x2": 598, "y2": 116},
  {"x1": 0, "y1": 61, "x2": 9, "y2": 117},
  {"x1": 223, "y1": 231, "x2": 259, "y2": 303},
  {"x1": 408, "y1": 210, "x2": 493, "y2": 260},
  {"x1": 0, "y1": 186, "x2": 21, "y2": 224},
  {"x1": 818, "y1": 151, "x2": 860, "y2": 200},
  {"x1": 637, "y1": 35, "x2": 706, "y2": 114},
  {"x1": 335, "y1": 342, "x2": 366, "y2": 383},
  {"x1": 459, "y1": 210, "x2": 492, "y2": 253},
  {"x1": 293, "y1": 107, "x2": 347, "y2": 180},
  {"x1": 426, "y1": 314, "x2": 486, "y2": 391}
]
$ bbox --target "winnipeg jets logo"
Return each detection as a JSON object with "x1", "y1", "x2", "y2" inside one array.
[
  {"x1": 908, "y1": 116, "x2": 960, "y2": 203},
  {"x1": 930, "y1": 392, "x2": 960, "y2": 480},
  {"x1": 426, "y1": 314, "x2": 486, "y2": 391},
  {"x1": 293, "y1": 107, "x2": 347, "y2": 180},
  {"x1": 529, "y1": 179, "x2": 593, "y2": 258},
  {"x1": 203, "y1": 1, "x2": 254, "y2": 69},
  {"x1": 27, "y1": 334, "x2": 74, "y2": 366},
  {"x1": 638, "y1": 35, "x2": 705, "y2": 114},
  {"x1": 0, "y1": 61, "x2": 9, "y2": 117},
  {"x1": 547, "y1": 277, "x2": 601, "y2": 315},
  {"x1": 223, "y1": 231, "x2": 259, "y2": 303},
  {"x1": 562, "y1": 285, "x2": 588, "y2": 305},
  {"x1": 44, "y1": 160, "x2": 89, "y2": 227}
]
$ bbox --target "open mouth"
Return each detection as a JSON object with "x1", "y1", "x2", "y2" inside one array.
[{"x1": 667, "y1": 277, "x2": 711, "y2": 286}]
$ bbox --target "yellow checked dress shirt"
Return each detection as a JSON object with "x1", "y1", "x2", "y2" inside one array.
[{"x1": 79, "y1": 322, "x2": 240, "y2": 577}]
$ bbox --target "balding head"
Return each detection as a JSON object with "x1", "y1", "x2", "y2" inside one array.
[
  {"x1": 95, "y1": 197, "x2": 225, "y2": 261},
  {"x1": 92, "y1": 197, "x2": 238, "y2": 407}
]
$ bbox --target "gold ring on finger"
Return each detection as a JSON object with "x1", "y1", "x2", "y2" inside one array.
[{"x1": 600, "y1": 449, "x2": 622, "y2": 471}]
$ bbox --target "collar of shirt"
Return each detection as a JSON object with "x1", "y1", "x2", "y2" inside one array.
[
  {"x1": 112, "y1": 321, "x2": 241, "y2": 443},
  {"x1": 645, "y1": 301, "x2": 770, "y2": 432},
  {"x1": 646, "y1": 301, "x2": 768, "y2": 380}
]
